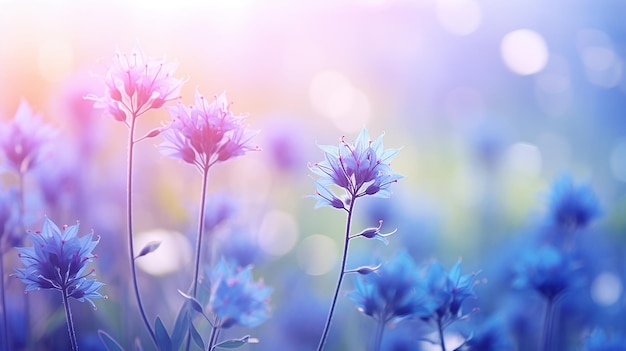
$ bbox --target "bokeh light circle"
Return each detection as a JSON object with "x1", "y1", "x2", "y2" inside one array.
[
  {"x1": 135, "y1": 229, "x2": 192, "y2": 276},
  {"x1": 258, "y1": 210, "x2": 299, "y2": 257},
  {"x1": 297, "y1": 234, "x2": 337, "y2": 276},
  {"x1": 591, "y1": 272, "x2": 623, "y2": 306},
  {"x1": 501, "y1": 29, "x2": 549, "y2": 75}
]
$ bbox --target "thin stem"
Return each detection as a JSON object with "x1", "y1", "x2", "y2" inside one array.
[
  {"x1": 316, "y1": 199, "x2": 356, "y2": 351},
  {"x1": 62, "y1": 289, "x2": 79, "y2": 351},
  {"x1": 542, "y1": 297, "x2": 555, "y2": 351},
  {"x1": 191, "y1": 169, "x2": 210, "y2": 297},
  {"x1": 127, "y1": 118, "x2": 157, "y2": 344},
  {"x1": 1, "y1": 252, "x2": 10, "y2": 351},
  {"x1": 207, "y1": 325, "x2": 219, "y2": 351},
  {"x1": 372, "y1": 319, "x2": 386, "y2": 351},
  {"x1": 437, "y1": 317, "x2": 446, "y2": 351}
]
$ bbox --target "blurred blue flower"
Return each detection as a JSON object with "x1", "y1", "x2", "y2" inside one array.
[
  {"x1": 464, "y1": 315, "x2": 516, "y2": 351},
  {"x1": 547, "y1": 174, "x2": 600, "y2": 230},
  {"x1": 513, "y1": 245, "x2": 582, "y2": 300},
  {"x1": 584, "y1": 329, "x2": 626, "y2": 351},
  {"x1": 348, "y1": 252, "x2": 427, "y2": 324},
  {"x1": 203, "y1": 257, "x2": 272, "y2": 329},
  {"x1": 418, "y1": 260, "x2": 479, "y2": 323},
  {"x1": 309, "y1": 128, "x2": 402, "y2": 209},
  {"x1": 15, "y1": 217, "x2": 105, "y2": 308}
]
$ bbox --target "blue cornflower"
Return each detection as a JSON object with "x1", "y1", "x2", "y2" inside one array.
[
  {"x1": 547, "y1": 174, "x2": 600, "y2": 229},
  {"x1": 15, "y1": 217, "x2": 104, "y2": 308},
  {"x1": 348, "y1": 252, "x2": 427, "y2": 324},
  {"x1": 464, "y1": 315, "x2": 516, "y2": 351},
  {"x1": 203, "y1": 257, "x2": 272, "y2": 329},
  {"x1": 309, "y1": 128, "x2": 402, "y2": 209},
  {"x1": 418, "y1": 260, "x2": 479, "y2": 323},
  {"x1": 513, "y1": 245, "x2": 581, "y2": 300}
]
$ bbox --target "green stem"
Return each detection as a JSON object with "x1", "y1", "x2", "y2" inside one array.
[
  {"x1": 127, "y1": 118, "x2": 156, "y2": 344},
  {"x1": 316, "y1": 200, "x2": 355, "y2": 351},
  {"x1": 191, "y1": 169, "x2": 210, "y2": 297},
  {"x1": 62, "y1": 289, "x2": 79, "y2": 351}
]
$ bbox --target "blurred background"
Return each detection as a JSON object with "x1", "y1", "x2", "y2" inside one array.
[{"x1": 1, "y1": 0, "x2": 626, "y2": 350}]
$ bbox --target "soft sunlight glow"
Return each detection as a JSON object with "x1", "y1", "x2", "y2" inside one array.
[
  {"x1": 577, "y1": 28, "x2": 622, "y2": 88},
  {"x1": 135, "y1": 229, "x2": 192, "y2": 276},
  {"x1": 505, "y1": 142, "x2": 542, "y2": 177},
  {"x1": 420, "y1": 331, "x2": 465, "y2": 351},
  {"x1": 436, "y1": 0, "x2": 482, "y2": 36},
  {"x1": 309, "y1": 70, "x2": 370, "y2": 133},
  {"x1": 258, "y1": 210, "x2": 299, "y2": 257},
  {"x1": 297, "y1": 234, "x2": 338, "y2": 276},
  {"x1": 501, "y1": 29, "x2": 549, "y2": 75},
  {"x1": 38, "y1": 38, "x2": 75, "y2": 83},
  {"x1": 591, "y1": 272, "x2": 623, "y2": 306}
]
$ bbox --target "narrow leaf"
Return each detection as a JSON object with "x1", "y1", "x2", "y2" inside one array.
[
  {"x1": 171, "y1": 305, "x2": 190, "y2": 349},
  {"x1": 214, "y1": 335, "x2": 258, "y2": 349},
  {"x1": 155, "y1": 316, "x2": 172, "y2": 351},
  {"x1": 98, "y1": 330, "x2": 125, "y2": 351},
  {"x1": 135, "y1": 241, "x2": 161, "y2": 259},
  {"x1": 189, "y1": 322, "x2": 205, "y2": 350},
  {"x1": 178, "y1": 290, "x2": 213, "y2": 326}
]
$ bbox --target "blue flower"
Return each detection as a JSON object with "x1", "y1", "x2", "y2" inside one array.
[
  {"x1": 513, "y1": 245, "x2": 581, "y2": 300},
  {"x1": 418, "y1": 260, "x2": 479, "y2": 323},
  {"x1": 348, "y1": 252, "x2": 427, "y2": 324},
  {"x1": 547, "y1": 174, "x2": 600, "y2": 229},
  {"x1": 203, "y1": 257, "x2": 272, "y2": 329},
  {"x1": 464, "y1": 315, "x2": 516, "y2": 351},
  {"x1": 309, "y1": 128, "x2": 402, "y2": 209},
  {"x1": 15, "y1": 217, "x2": 105, "y2": 308}
]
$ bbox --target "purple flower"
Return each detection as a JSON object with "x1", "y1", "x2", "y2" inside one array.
[
  {"x1": 203, "y1": 258, "x2": 272, "y2": 329},
  {"x1": 87, "y1": 47, "x2": 184, "y2": 123},
  {"x1": 0, "y1": 99, "x2": 56, "y2": 173},
  {"x1": 309, "y1": 128, "x2": 401, "y2": 209},
  {"x1": 547, "y1": 174, "x2": 600, "y2": 230},
  {"x1": 15, "y1": 217, "x2": 105, "y2": 308},
  {"x1": 160, "y1": 91, "x2": 259, "y2": 171}
]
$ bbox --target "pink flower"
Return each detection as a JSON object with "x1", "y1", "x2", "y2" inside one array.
[
  {"x1": 0, "y1": 100, "x2": 56, "y2": 173},
  {"x1": 159, "y1": 91, "x2": 259, "y2": 171},
  {"x1": 87, "y1": 47, "x2": 184, "y2": 124}
]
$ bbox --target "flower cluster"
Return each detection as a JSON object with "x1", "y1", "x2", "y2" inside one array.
[
  {"x1": 15, "y1": 217, "x2": 105, "y2": 308},
  {"x1": 88, "y1": 47, "x2": 184, "y2": 123},
  {"x1": 160, "y1": 91, "x2": 259, "y2": 171},
  {"x1": 203, "y1": 257, "x2": 272, "y2": 329},
  {"x1": 309, "y1": 128, "x2": 402, "y2": 209},
  {"x1": 0, "y1": 100, "x2": 56, "y2": 173}
]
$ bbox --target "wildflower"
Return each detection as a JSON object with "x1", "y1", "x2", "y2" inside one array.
[
  {"x1": 87, "y1": 47, "x2": 184, "y2": 123},
  {"x1": 348, "y1": 252, "x2": 426, "y2": 324},
  {"x1": 418, "y1": 259, "x2": 479, "y2": 323},
  {"x1": 15, "y1": 217, "x2": 104, "y2": 308},
  {"x1": 203, "y1": 257, "x2": 272, "y2": 329},
  {"x1": 547, "y1": 174, "x2": 600, "y2": 230},
  {"x1": 160, "y1": 91, "x2": 259, "y2": 172},
  {"x1": 464, "y1": 315, "x2": 516, "y2": 351},
  {"x1": 353, "y1": 220, "x2": 397, "y2": 244},
  {"x1": 309, "y1": 128, "x2": 402, "y2": 209},
  {"x1": 0, "y1": 100, "x2": 56, "y2": 173},
  {"x1": 513, "y1": 245, "x2": 582, "y2": 300}
]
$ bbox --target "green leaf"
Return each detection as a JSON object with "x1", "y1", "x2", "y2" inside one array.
[
  {"x1": 189, "y1": 322, "x2": 205, "y2": 350},
  {"x1": 213, "y1": 335, "x2": 259, "y2": 349},
  {"x1": 98, "y1": 330, "x2": 125, "y2": 351},
  {"x1": 135, "y1": 241, "x2": 161, "y2": 259},
  {"x1": 155, "y1": 316, "x2": 172, "y2": 351}
]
